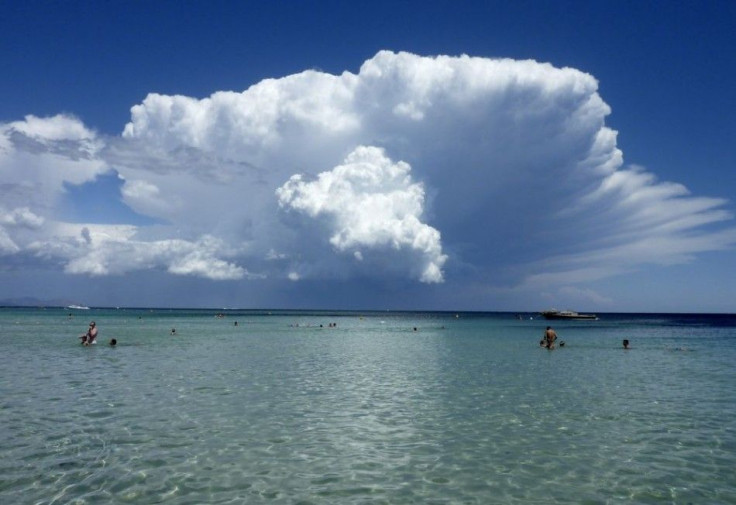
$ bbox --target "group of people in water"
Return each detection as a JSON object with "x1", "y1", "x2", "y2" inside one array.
[
  {"x1": 78, "y1": 319, "x2": 633, "y2": 351},
  {"x1": 541, "y1": 326, "x2": 631, "y2": 350},
  {"x1": 79, "y1": 321, "x2": 116, "y2": 346}
]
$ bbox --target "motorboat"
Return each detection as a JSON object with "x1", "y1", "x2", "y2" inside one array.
[{"x1": 540, "y1": 309, "x2": 598, "y2": 320}]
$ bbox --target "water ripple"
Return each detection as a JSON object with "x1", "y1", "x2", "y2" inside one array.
[{"x1": 1, "y1": 310, "x2": 735, "y2": 503}]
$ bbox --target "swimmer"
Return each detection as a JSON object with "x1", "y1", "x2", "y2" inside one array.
[
  {"x1": 109, "y1": 338, "x2": 117, "y2": 347},
  {"x1": 623, "y1": 339, "x2": 630, "y2": 349}
]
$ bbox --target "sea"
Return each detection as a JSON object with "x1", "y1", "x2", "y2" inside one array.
[{"x1": 1, "y1": 307, "x2": 735, "y2": 504}]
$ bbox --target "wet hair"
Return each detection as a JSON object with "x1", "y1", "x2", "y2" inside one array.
[
  {"x1": 110, "y1": 338, "x2": 117, "y2": 346},
  {"x1": 623, "y1": 339, "x2": 630, "y2": 348}
]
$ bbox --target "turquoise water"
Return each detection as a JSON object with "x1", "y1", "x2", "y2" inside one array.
[{"x1": 1, "y1": 308, "x2": 735, "y2": 504}]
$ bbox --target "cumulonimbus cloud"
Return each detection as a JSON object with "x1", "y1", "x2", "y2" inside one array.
[{"x1": 0, "y1": 51, "x2": 733, "y2": 300}]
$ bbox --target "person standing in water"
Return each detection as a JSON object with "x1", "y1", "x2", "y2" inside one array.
[
  {"x1": 544, "y1": 326, "x2": 558, "y2": 349},
  {"x1": 80, "y1": 321, "x2": 98, "y2": 345}
]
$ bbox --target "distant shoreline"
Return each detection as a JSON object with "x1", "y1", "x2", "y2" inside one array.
[{"x1": 1, "y1": 305, "x2": 734, "y2": 318}]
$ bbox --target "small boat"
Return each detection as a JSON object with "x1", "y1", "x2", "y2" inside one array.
[
  {"x1": 67, "y1": 304, "x2": 90, "y2": 310},
  {"x1": 540, "y1": 309, "x2": 598, "y2": 320}
]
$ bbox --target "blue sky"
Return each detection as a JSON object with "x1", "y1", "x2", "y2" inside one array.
[{"x1": 1, "y1": 0, "x2": 735, "y2": 312}]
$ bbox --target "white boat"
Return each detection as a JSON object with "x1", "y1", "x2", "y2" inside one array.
[
  {"x1": 541, "y1": 309, "x2": 598, "y2": 320},
  {"x1": 67, "y1": 304, "x2": 90, "y2": 310}
]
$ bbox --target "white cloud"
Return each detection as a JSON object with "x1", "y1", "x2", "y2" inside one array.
[
  {"x1": 0, "y1": 228, "x2": 20, "y2": 254},
  {"x1": 7, "y1": 114, "x2": 96, "y2": 142},
  {"x1": 28, "y1": 224, "x2": 247, "y2": 280},
  {"x1": 276, "y1": 146, "x2": 447, "y2": 283},
  {"x1": 0, "y1": 115, "x2": 107, "y2": 218},
  {"x1": 526, "y1": 164, "x2": 736, "y2": 287},
  {"x1": 165, "y1": 236, "x2": 247, "y2": 280},
  {"x1": 0, "y1": 51, "x2": 734, "y2": 305},
  {"x1": 0, "y1": 207, "x2": 44, "y2": 229}
]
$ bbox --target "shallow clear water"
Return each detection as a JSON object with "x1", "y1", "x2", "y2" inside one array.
[{"x1": 1, "y1": 308, "x2": 735, "y2": 504}]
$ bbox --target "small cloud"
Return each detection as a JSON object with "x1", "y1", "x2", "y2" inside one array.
[
  {"x1": 265, "y1": 249, "x2": 287, "y2": 260},
  {"x1": 0, "y1": 207, "x2": 44, "y2": 229}
]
